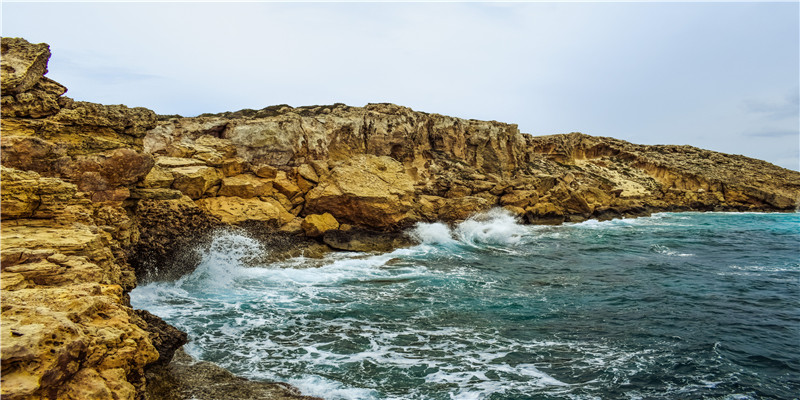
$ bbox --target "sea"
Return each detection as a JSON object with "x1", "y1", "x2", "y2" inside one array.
[{"x1": 130, "y1": 210, "x2": 800, "y2": 400}]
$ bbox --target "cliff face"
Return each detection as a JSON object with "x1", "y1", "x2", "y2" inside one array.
[
  {"x1": 1, "y1": 37, "x2": 799, "y2": 400},
  {"x1": 148, "y1": 103, "x2": 799, "y2": 230}
]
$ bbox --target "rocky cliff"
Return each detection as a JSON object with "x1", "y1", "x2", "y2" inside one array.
[{"x1": 1, "y1": 37, "x2": 799, "y2": 399}]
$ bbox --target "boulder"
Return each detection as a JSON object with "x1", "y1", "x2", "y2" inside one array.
[
  {"x1": 217, "y1": 174, "x2": 273, "y2": 198},
  {"x1": 305, "y1": 155, "x2": 415, "y2": 228},
  {"x1": 301, "y1": 213, "x2": 339, "y2": 237},
  {"x1": 171, "y1": 165, "x2": 221, "y2": 199},
  {"x1": 1, "y1": 37, "x2": 51, "y2": 94},
  {"x1": 196, "y1": 197, "x2": 294, "y2": 226},
  {"x1": 322, "y1": 229, "x2": 415, "y2": 252}
]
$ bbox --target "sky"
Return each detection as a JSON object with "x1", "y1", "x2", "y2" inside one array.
[{"x1": 3, "y1": 1, "x2": 799, "y2": 170}]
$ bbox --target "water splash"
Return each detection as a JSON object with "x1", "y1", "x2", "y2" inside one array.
[
  {"x1": 410, "y1": 208, "x2": 528, "y2": 250},
  {"x1": 177, "y1": 230, "x2": 264, "y2": 290}
]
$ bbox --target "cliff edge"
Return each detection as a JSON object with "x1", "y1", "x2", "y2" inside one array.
[{"x1": 1, "y1": 37, "x2": 799, "y2": 400}]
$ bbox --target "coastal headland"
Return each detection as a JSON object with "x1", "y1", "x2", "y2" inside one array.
[{"x1": 2, "y1": 37, "x2": 798, "y2": 399}]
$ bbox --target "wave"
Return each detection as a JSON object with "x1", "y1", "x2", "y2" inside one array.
[{"x1": 410, "y1": 208, "x2": 530, "y2": 251}]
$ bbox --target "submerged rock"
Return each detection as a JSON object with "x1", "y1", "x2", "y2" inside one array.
[{"x1": 144, "y1": 349, "x2": 321, "y2": 400}]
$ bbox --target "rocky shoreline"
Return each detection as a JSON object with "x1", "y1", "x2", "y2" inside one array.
[{"x1": 1, "y1": 37, "x2": 799, "y2": 399}]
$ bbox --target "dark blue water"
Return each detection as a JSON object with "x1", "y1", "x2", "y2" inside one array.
[{"x1": 131, "y1": 211, "x2": 800, "y2": 399}]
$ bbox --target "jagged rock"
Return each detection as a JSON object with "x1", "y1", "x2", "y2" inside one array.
[
  {"x1": 142, "y1": 165, "x2": 175, "y2": 188},
  {"x1": 271, "y1": 170, "x2": 301, "y2": 198},
  {"x1": 323, "y1": 229, "x2": 415, "y2": 252},
  {"x1": 196, "y1": 196, "x2": 294, "y2": 226},
  {"x1": 305, "y1": 155, "x2": 416, "y2": 228},
  {"x1": 171, "y1": 165, "x2": 222, "y2": 199},
  {"x1": 135, "y1": 310, "x2": 188, "y2": 367},
  {"x1": 156, "y1": 156, "x2": 205, "y2": 168},
  {"x1": 1, "y1": 284, "x2": 159, "y2": 400},
  {"x1": 217, "y1": 174, "x2": 273, "y2": 198},
  {"x1": 253, "y1": 163, "x2": 278, "y2": 179},
  {"x1": 296, "y1": 164, "x2": 319, "y2": 183},
  {"x1": 144, "y1": 349, "x2": 321, "y2": 400},
  {"x1": 1, "y1": 77, "x2": 67, "y2": 118},
  {"x1": 1, "y1": 37, "x2": 51, "y2": 94},
  {"x1": 301, "y1": 213, "x2": 339, "y2": 237},
  {"x1": 220, "y1": 157, "x2": 247, "y2": 177}
]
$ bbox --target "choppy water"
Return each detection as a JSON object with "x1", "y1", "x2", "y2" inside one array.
[{"x1": 131, "y1": 211, "x2": 800, "y2": 399}]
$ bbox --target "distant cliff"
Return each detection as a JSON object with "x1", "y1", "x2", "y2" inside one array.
[{"x1": 2, "y1": 37, "x2": 799, "y2": 400}]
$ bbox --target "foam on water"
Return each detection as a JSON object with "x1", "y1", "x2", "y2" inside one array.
[{"x1": 131, "y1": 212, "x2": 800, "y2": 399}]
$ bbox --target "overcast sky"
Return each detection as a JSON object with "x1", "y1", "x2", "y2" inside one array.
[{"x1": 3, "y1": 2, "x2": 798, "y2": 170}]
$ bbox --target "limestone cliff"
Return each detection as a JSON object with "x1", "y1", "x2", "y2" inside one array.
[
  {"x1": 2, "y1": 36, "x2": 799, "y2": 400},
  {"x1": 148, "y1": 103, "x2": 799, "y2": 230}
]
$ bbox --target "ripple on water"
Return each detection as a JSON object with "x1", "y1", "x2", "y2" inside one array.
[{"x1": 131, "y1": 211, "x2": 800, "y2": 399}]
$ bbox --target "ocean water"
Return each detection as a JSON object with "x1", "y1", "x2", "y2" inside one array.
[{"x1": 131, "y1": 210, "x2": 800, "y2": 400}]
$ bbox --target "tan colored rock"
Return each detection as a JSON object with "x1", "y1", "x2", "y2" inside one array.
[
  {"x1": 196, "y1": 196, "x2": 294, "y2": 225},
  {"x1": 0, "y1": 167, "x2": 41, "y2": 218},
  {"x1": 297, "y1": 164, "x2": 319, "y2": 183},
  {"x1": 155, "y1": 156, "x2": 205, "y2": 168},
  {"x1": 1, "y1": 37, "x2": 51, "y2": 94},
  {"x1": 305, "y1": 155, "x2": 415, "y2": 228},
  {"x1": 220, "y1": 157, "x2": 247, "y2": 177},
  {"x1": 142, "y1": 166, "x2": 174, "y2": 188},
  {"x1": 1, "y1": 284, "x2": 158, "y2": 400},
  {"x1": 193, "y1": 149, "x2": 224, "y2": 166},
  {"x1": 0, "y1": 166, "x2": 93, "y2": 223},
  {"x1": 437, "y1": 196, "x2": 492, "y2": 221},
  {"x1": 296, "y1": 174, "x2": 315, "y2": 193},
  {"x1": 217, "y1": 174, "x2": 273, "y2": 198},
  {"x1": 1, "y1": 77, "x2": 67, "y2": 118},
  {"x1": 171, "y1": 165, "x2": 222, "y2": 199},
  {"x1": 194, "y1": 135, "x2": 237, "y2": 158},
  {"x1": 272, "y1": 170, "x2": 301, "y2": 198},
  {"x1": 301, "y1": 213, "x2": 339, "y2": 237},
  {"x1": 499, "y1": 190, "x2": 539, "y2": 208},
  {"x1": 253, "y1": 163, "x2": 278, "y2": 179}
]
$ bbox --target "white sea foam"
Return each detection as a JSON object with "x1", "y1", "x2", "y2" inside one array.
[
  {"x1": 286, "y1": 375, "x2": 378, "y2": 400},
  {"x1": 650, "y1": 244, "x2": 694, "y2": 257},
  {"x1": 176, "y1": 230, "x2": 264, "y2": 289},
  {"x1": 410, "y1": 208, "x2": 529, "y2": 251}
]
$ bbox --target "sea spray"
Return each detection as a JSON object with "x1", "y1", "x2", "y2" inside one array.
[{"x1": 131, "y1": 212, "x2": 800, "y2": 399}]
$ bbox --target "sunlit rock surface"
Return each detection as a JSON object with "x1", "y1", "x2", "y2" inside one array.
[{"x1": 2, "y1": 35, "x2": 799, "y2": 400}]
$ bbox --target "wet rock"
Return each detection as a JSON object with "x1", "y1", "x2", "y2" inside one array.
[
  {"x1": 135, "y1": 310, "x2": 188, "y2": 367},
  {"x1": 144, "y1": 349, "x2": 321, "y2": 400},
  {"x1": 323, "y1": 228, "x2": 416, "y2": 252}
]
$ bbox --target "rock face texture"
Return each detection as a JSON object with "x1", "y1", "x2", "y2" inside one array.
[
  {"x1": 2, "y1": 36, "x2": 800, "y2": 400},
  {"x1": 0, "y1": 38, "x2": 171, "y2": 400},
  {"x1": 150, "y1": 103, "x2": 800, "y2": 229}
]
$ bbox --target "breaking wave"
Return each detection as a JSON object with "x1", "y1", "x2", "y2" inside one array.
[{"x1": 131, "y1": 211, "x2": 800, "y2": 399}]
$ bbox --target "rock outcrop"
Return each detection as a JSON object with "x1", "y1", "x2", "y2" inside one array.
[
  {"x1": 0, "y1": 38, "x2": 172, "y2": 400},
  {"x1": 2, "y1": 36, "x2": 800, "y2": 400}
]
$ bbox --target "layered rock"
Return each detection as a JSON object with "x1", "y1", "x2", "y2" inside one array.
[
  {"x1": 1, "y1": 38, "x2": 174, "y2": 400},
  {"x1": 2, "y1": 35, "x2": 800, "y2": 400},
  {"x1": 150, "y1": 104, "x2": 800, "y2": 229}
]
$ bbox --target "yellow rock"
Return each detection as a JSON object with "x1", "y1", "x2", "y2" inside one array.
[
  {"x1": 301, "y1": 213, "x2": 339, "y2": 237},
  {"x1": 217, "y1": 174, "x2": 273, "y2": 198},
  {"x1": 170, "y1": 165, "x2": 221, "y2": 200},
  {"x1": 195, "y1": 196, "x2": 293, "y2": 225},
  {"x1": 305, "y1": 155, "x2": 415, "y2": 228}
]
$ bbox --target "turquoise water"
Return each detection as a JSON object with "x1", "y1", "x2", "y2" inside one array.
[{"x1": 131, "y1": 211, "x2": 800, "y2": 399}]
